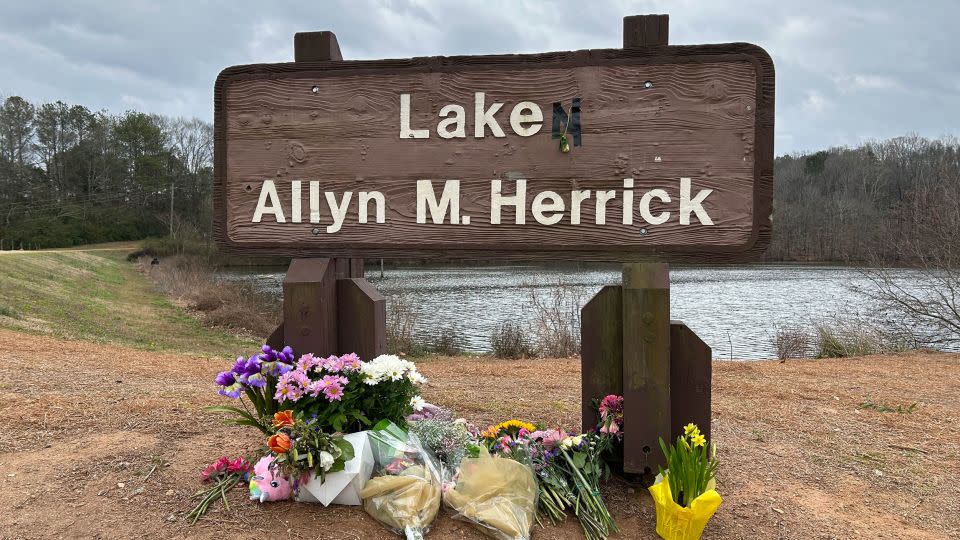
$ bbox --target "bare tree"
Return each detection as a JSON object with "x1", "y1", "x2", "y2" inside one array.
[{"x1": 855, "y1": 162, "x2": 960, "y2": 346}]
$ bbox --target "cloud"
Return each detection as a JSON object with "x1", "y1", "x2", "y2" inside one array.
[{"x1": 0, "y1": 0, "x2": 958, "y2": 154}]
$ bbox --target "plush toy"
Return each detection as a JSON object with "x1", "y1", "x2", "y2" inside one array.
[{"x1": 249, "y1": 456, "x2": 294, "y2": 502}]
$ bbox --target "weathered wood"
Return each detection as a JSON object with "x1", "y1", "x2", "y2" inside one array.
[
  {"x1": 282, "y1": 258, "x2": 338, "y2": 355},
  {"x1": 623, "y1": 14, "x2": 669, "y2": 48},
  {"x1": 213, "y1": 43, "x2": 774, "y2": 262},
  {"x1": 670, "y1": 321, "x2": 712, "y2": 443},
  {"x1": 266, "y1": 321, "x2": 285, "y2": 350},
  {"x1": 337, "y1": 278, "x2": 387, "y2": 360},
  {"x1": 622, "y1": 263, "x2": 670, "y2": 476},
  {"x1": 294, "y1": 31, "x2": 342, "y2": 62},
  {"x1": 580, "y1": 285, "x2": 624, "y2": 433},
  {"x1": 334, "y1": 257, "x2": 364, "y2": 279}
]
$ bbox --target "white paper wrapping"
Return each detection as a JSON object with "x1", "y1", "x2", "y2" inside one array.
[{"x1": 296, "y1": 430, "x2": 374, "y2": 506}]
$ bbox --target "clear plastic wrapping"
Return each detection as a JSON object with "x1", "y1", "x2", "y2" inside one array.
[
  {"x1": 361, "y1": 421, "x2": 442, "y2": 540},
  {"x1": 442, "y1": 447, "x2": 538, "y2": 540}
]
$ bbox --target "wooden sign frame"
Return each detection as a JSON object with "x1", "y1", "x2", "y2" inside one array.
[{"x1": 213, "y1": 43, "x2": 774, "y2": 262}]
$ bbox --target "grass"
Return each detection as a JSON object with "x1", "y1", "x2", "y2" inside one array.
[
  {"x1": 0, "y1": 247, "x2": 259, "y2": 356},
  {"x1": 859, "y1": 395, "x2": 918, "y2": 414}
]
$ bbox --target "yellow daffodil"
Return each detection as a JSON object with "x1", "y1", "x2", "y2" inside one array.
[
  {"x1": 691, "y1": 433, "x2": 706, "y2": 447},
  {"x1": 684, "y1": 423, "x2": 699, "y2": 437}
]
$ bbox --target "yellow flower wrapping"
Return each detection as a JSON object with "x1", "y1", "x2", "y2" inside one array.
[
  {"x1": 648, "y1": 476, "x2": 722, "y2": 540},
  {"x1": 360, "y1": 465, "x2": 441, "y2": 533},
  {"x1": 443, "y1": 451, "x2": 537, "y2": 540}
]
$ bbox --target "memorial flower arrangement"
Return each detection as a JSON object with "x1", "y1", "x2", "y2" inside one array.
[
  {"x1": 477, "y1": 418, "x2": 619, "y2": 540},
  {"x1": 650, "y1": 423, "x2": 722, "y2": 540},
  {"x1": 262, "y1": 410, "x2": 355, "y2": 485},
  {"x1": 211, "y1": 348, "x2": 426, "y2": 435}
]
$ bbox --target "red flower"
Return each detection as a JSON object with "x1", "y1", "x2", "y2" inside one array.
[
  {"x1": 226, "y1": 457, "x2": 251, "y2": 474},
  {"x1": 200, "y1": 456, "x2": 231, "y2": 482}
]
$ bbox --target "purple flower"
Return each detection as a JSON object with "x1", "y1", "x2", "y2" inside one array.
[
  {"x1": 218, "y1": 381, "x2": 243, "y2": 399},
  {"x1": 215, "y1": 370, "x2": 235, "y2": 387},
  {"x1": 246, "y1": 373, "x2": 266, "y2": 388}
]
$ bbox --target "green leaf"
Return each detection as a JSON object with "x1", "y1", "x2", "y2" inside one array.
[{"x1": 333, "y1": 437, "x2": 355, "y2": 462}]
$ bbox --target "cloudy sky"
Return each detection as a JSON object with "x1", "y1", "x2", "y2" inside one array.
[{"x1": 1, "y1": 0, "x2": 957, "y2": 154}]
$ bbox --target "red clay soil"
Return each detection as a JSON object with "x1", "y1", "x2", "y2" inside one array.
[{"x1": 0, "y1": 328, "x2": 957, "y2": 539}]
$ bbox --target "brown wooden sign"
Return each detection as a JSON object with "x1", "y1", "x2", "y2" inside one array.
[{"x1": 214, "y1": 44, "x2": 773, "y2": 261}]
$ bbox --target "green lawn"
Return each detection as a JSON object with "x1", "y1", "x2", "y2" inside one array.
[{"x1": 0, "y1": 248, "x2": 259, "y2": 356}]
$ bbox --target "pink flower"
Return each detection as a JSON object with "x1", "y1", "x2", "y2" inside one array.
[
  {"x1": 226, "y1": 457, "x2": 251, "y2": 474},
  {"x1": 338, "y1": 353, "x2": 361, "y2": 372},
  {"x1": 599, "y1": 395, "x2": 624, "y2": 417},
  {"x1": 322, "y1": 355, "x2": 344, "y2": 373},
  {"x1": 600, "y1": 422, "x2": 621, "y2": 436},
  {"x1": 531, "y1": 429, "x2": 568, "y2": 449},
  {"x1": 200, "y1": 456, "x2": 231, "y2": 481},
  {"x1": 296, "y1": 353, "x2": 319, "y2": 372},
  {"x1": 323, "y1": 383, "x2": 344, "y2": 401}
]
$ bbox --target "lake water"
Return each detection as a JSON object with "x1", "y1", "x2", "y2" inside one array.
[{"x1": 221, "y1": 264, "x2": 929, "y2": 359}]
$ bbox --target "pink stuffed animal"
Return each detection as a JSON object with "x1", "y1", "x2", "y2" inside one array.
[{"x1": 249, "y1": 456, "x2": 294, "y2": 502}]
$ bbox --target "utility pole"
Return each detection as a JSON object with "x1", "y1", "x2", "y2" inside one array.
[{"x1": 169, "y1": 183, "x2": 175, "y2": 238}]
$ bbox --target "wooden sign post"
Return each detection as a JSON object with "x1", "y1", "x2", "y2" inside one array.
[{"x1": 213, "y1": 14, "x2": 774, "y2": 481}]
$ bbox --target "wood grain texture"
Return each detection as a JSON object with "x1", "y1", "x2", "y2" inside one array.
[
  {"x1": 282, "y1": 258, "x2": 338, "y2": 355},
  {"x1": 623, "y1": 15, "x2": 669, "y2": 48},
  {"x1": 622, "y1": 263, "x2": 670, "y2": 476},
  {"x1": 336, "y1": 278, "x2": 386, "y2": 359},
  {"x1": 670, "y1": 321, "x2": 712, "y2": 443},
  {"x1": 214, "y1": 44, "x2": 774, "y2": 261},
  {"x1": 580, "y1": 285, "x2": 624, "y2": 434}
]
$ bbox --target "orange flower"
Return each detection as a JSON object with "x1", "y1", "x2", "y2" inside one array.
[
  {"x1": 268, "y1": 433, "x2": 292, "y2": 454},
  {"x1": 272, "y1": 410, "x2": 294, "y2": 429}
]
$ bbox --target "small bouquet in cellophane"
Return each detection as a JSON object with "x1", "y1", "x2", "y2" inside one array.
[
  {"x1": 360, "y1": 421, "x2": 442, "y2": 540},
  {"x1": 444, "y1": 436, "x2": 538, "y2": 540}
]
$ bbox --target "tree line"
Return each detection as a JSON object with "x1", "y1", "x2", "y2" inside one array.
[
  {"x1": 0, "y1": 95, "x2": 212, "y2": 248},
  {"x1": 1, "y1": 95, "x2": 958, "y2": 263}
]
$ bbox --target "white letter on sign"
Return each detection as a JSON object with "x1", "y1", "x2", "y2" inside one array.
[
  {"x1": 640, "y1": 189, "x2": 671, "y2": 225},
  {"x1": 437, "y1": 104, "x2": 466, "y2": 139},
  {"x1": 399, "y1": 94, "x2": 429, "y2": 139},
  {"x1": 417, "y1": 180, "x2": 462, "y2": 224},
  {"x1": 490, "y1": 179, "x2": 526, "y2": 224},
  {"x1": 474, "y1": 92, "x2": 505, "y2": 138},
  {"x1": 509, "y1": 101, "x2": 543, "y2": 136},
  {"x1": 679, "y1": 177, "x2": 714, "y2": 225},
  {"x1": 532, "y1": 191, "x2": 564, "y2": 225},
  {"x1": 252, "y1": 180, "x2": 285, "y2": 223},
  {"x1": 325, "y1": 191, "x2": 353, "y2": 233}
]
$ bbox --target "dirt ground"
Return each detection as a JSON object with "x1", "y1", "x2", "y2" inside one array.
[{"x1": 0, "y1": 328, "x2": 957, "y2": 539}]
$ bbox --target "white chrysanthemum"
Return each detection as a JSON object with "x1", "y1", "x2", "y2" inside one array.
[{"x1": 410, "y1": 395, "x2": 426, "y2": 411}]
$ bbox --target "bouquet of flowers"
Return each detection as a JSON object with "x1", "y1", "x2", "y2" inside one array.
[
  {"x1": 361, "y1": 421, "x2": 443, "y2": 540},
  {"x1": 597, "y1": 394, "x2": 624, "y2": 438},
  {"x1": 210, "y1": 345, "x2": 296, "y2": 434},
  {"x1": 257, "y1": 410, "x2": 355, "y2": 493},
  {"x1": 443, "y1": 444, "x2": 538, "y2": 540},
  {"x1": 483, "y1": 417, "x2": 619, "y2": 540},
  {"x1": 554, "y1": 433, "x2": 619, "y2": 540},
  {"x1": 650, "y1": 423, "x2": 721, "y2": 540},
  {"x1": 187, "y1": 456, "x2": 252, "y2": 523},
  {"x1": 211, "y1": 347, "x2": 427, "y2": 436},
  {"x1": 408, "y1": 416, "x2": 476, "y2": 475}
]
